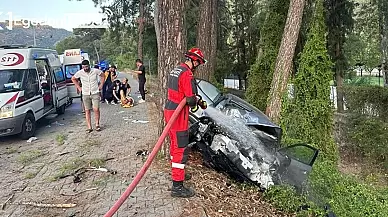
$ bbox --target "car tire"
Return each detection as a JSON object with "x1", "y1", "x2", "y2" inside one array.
[
  {"x1": 20, "y1": 113, "x2": 36, "y2": 140},
  {"x1": 56, "y1": 105, "x2": 65, "y2": 115}
]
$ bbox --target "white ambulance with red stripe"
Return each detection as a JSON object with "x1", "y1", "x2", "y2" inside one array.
[
  {"x1": 62, "y1": 49, "x2": 90, "y2": 102},
  {"x1": 0, "y1": 45, "x2": 68, "y2": 139}
]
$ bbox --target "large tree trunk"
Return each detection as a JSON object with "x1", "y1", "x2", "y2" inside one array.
[
  {"x1": 154, "y1": 0, "x2": 186, "y2": 157},
  {"x1": 195, "y1": 0, "x2": 218, "y2": 81},
  {"x1": 138, "y1": 0, "x2": 146, "y2": 60},
  {"x1": 266, "y1": 0, "x2": 306, "y2": 123}
]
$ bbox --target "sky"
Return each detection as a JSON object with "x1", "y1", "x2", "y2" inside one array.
[{"x1": 0, "y1": 0, "x2": 109, "y2": 31}]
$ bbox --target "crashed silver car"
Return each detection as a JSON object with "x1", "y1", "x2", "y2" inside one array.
[{"x1": 189, "y1": 79, "x2": 319, "y2": 192}]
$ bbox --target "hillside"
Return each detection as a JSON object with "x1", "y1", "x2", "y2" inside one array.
[{"x1": 0, "y1": 23, "x2": 72, "y2": 48}]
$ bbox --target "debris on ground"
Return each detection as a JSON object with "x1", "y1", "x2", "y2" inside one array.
[
  {"x1": 170, "y1": 152, "x2": 294, "y2": 217},
  {"x1": 128, "y1": 136, "x2": 139, "y2": 141},
  {"x1": 55, "y1": 151, "x2": 70, "y2": 156},
  {"x1": 86, "y1": 167, "x2": 117, "y2": 175},
  {"x1": 18, "y1": 202, "x2": 76, "y2": 208},
  {"x1": 136, "y1": 150, "x2": 149, "y2": 157},
  {"x1": 52, "y1": 121, "x2": 65, "y2": 126},
  {"x1": 26, "y1": 137, "x2": 38, "y2": 143},
  {"x1": 1, "y1": 193, "x2": 14, "y2": 210},
  {"x1": 60, "y1": 188, "x2": 98, "y2": 196},
  {"x1": 132, "y1": 120, "x2": 149, "y2": 124}
]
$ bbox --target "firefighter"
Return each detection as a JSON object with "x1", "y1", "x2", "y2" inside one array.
[{"x1": 164, "y1": 48, "x2": 208, "y2": 198}]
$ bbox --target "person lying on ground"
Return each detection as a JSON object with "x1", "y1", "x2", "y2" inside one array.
[{"x1": 121, "y1": 96, "x2": 134, "y2": 108}]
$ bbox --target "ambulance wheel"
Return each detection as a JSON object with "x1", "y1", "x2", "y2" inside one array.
[
  {"x1": 57, "y1": 105, "x2": 65, "y2": 115},
  {"x1": 20, "y1": 113, "x2": 36, "y2": 140}
]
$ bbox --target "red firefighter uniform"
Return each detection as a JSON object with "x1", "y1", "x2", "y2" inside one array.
[{"x1": 164, "y1": 63, "x2": 198, "y2": 182}]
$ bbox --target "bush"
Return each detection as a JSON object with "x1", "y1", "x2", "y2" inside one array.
[
  {"x1": 343, "y1": 85, "x2": 388, "y2": 121},
  {"x1": 265, "y1": 160, "x2": 388, "y2": 217},
  {"x1": 309, "y1": 160, "x2": 388, "y2": 217},
  {"x1": 345, "y1": 115, "x2": 388, "y2": 170}
]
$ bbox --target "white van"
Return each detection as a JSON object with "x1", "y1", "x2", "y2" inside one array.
[
  {"x1": 62, "y1": 49, "x2": 90, "y2": 102},
  {"x1": 0, "y1": 45, "x2": 68, "y2": 139}
]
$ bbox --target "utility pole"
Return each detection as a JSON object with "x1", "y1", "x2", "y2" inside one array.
[{"x1": 33, "y1": 26, "x2": 36, "y2": 46}]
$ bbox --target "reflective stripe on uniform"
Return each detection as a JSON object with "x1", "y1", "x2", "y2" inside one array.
[{"x1": 171, "y1": 162, "x2": 185, "y2": 169}]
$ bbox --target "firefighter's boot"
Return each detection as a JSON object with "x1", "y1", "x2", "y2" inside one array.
[{"x1": 171, "y1": 181, "x2": 195, "y2": 198}]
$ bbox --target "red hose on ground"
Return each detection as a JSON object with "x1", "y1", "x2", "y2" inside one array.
[{"x1": 104, "y1": 99, "x2": 187, "y2": 217}]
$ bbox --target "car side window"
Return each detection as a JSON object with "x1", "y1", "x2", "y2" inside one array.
[
  {"x1": 278, "y1": 144, "x2": 318, "y2": 166},
  {"x1": 53, "y1": 67, "x2": 65, "y2": 83},
  {"x1": 24, "y1": 69, "x2": 39, "y2": 99}
]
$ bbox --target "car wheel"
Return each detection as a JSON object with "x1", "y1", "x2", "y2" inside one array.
[
  {"x1": 56, "y1": 105, "x2": 65, "y2": 115},
  {"x1": 20, "y1": 113, "x2": 36, "y2": 140}
]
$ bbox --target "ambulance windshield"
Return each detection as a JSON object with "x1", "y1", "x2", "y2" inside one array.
[
  {"x1": 65, "y1": 64, "x2": 81, "y2": 79},
  {"x1": 0, "y1": 69, "x2": 25, "y2": 93}
]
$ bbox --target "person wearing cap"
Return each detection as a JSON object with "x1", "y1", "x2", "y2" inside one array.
[
  {"x1": 164, "y1": 48, "x2": 208, "y2": 198},
  {"x1": 71, "y1": 60, "x2": 105, "y2": 132}
]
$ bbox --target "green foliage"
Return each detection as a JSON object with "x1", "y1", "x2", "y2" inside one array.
[
  {"x1": 308, "y1": 160, "x2": 388, "y2": 217},
  {"x1": 265, "y1": 159, "x2": 388, "y2": 217},
  {"x1": 342, "y1": 85, "x2": 388, "y2": 169},
  {"x1": 343, "y1": 85, "x2": 388, "y2": 121},
  {"x1": 324, "y1": 0, "x2": 354, "y2": 76},
  {"x1": 344, "y1": 1, "x2": 381, "y2": 73},
  {"x1": 281, "y1": 0, "x2": 337, "y2": 161},
  {"x1": 346, "y1": 115, "x2": 388, "y2": 170},
  {"x1": 263, "y1": 185, "x2": 325, "y2": 216},
  {"x1": 245, "y1": 0, "x2": 290, "y2": 111}
]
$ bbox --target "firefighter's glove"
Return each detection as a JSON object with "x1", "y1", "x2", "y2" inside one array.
[
  {"x1": 198, "y1": 99, "x2": 207, "y2": 110},
  {"x1": 190, "y1": 105, "x2": 199, "y2": 113}
]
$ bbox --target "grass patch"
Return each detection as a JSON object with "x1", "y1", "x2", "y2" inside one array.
[
  {"x1": 17, "y1": 150, "x2": 44, "y2": 165},
  {"x1": 88, "y1": 158, "x2": 106, "y2": 168},
  {"x1": 55, "y1": 134, "x2": 67, "y2": 145},
  {"x1": 51, "y1": 157, "x2": 86, "y2": 181},
  {"x1": 78, "y1": 139, "x2": 102, "y2": 151},
  {"x1": 92, "y1": 175, "x2": 111, "y2": 187},
  {"x1": 51, "y1": 157, "x2": 107, "y2": 181},
  {"x1": 5, "y1": 147, "x2": 18, "y2": 154}
]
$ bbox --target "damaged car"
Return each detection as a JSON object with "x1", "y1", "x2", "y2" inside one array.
[{"x1": 189, "y1": 79, "x2": 319, "y2": 192}]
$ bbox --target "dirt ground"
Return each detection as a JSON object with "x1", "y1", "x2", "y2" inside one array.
[{"x1": 0, "y1": 73, "x2": 182, "y2": 217}]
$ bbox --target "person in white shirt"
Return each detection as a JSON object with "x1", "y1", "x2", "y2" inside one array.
[{"x1": 71, "y1": 60, "x2": 105, "y2": 133}]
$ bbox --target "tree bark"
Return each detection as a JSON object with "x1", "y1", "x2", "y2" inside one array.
[
  {"x1": 138, "y1": 0, "x2": 146, "y2": 60},
  {"x1": 266, "y1": 0, "x2": 306, "y2": 124},
  {"x1": 154, "y1": 0, "x2": 186, "y2": 157},
  {"x1": 195, "y1": 0, "x2": 218, "y2": 81}
]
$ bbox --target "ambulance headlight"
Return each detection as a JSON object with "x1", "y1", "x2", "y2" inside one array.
[{"x1": 0, "y1": 104, "x2": 14, "y2": 119}]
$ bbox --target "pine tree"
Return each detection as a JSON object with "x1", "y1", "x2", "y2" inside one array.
[
  {"x1": 281, "y1": 0, "x2": 337, "y2": 161},
  {"x1": 245, "y1": 0, "x2": 290, "y2": 111}
]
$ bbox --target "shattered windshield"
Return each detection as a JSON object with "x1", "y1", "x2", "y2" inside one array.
[
  {"x1": 196, "y1": 79, "x2": 222, "y2": 104},
  {"x1": 0, "y1": 69, "x2": 25, "y2": 93}
]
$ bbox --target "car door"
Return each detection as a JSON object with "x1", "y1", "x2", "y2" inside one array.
[
  {"x1": 275, "y1": 144, "x2": 319, "y2": 192},
  {"x1": 52, "y1": 66, "x2": 68, "y2": 107}
]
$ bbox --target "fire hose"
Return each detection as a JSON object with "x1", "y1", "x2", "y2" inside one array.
[{"x1": 104, "y1": 98, "x2": 187, "y2": 217}]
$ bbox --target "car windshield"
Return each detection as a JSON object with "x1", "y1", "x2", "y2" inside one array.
[
  {"x1": 196, "y1": 79, "x2": 222, "y2": 103},
  {"x1": 65, "y1": 64, "x2": 81, "y2": 79},
  {"x1": 0, "y1": 69, "x2": 25, "y2": 93}
]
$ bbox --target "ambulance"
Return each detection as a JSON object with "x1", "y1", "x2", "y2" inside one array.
[
  {"x1": 0, "y1": 45, "x2": 68, "y2": 139},
  {"x1": 62, "y1": 49, "x2": 90, "y2": 102}
]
